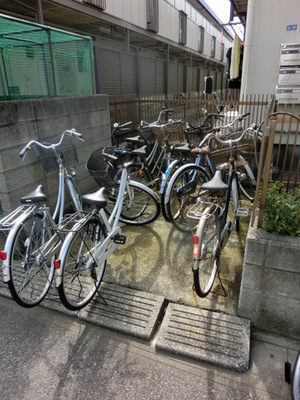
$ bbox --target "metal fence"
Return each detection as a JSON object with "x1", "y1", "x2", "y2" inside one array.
[
  {"x1": 252, "y1": 97, "x2": 300, "y2": 227},
  {"x1": 0, "y1": 13, "x2": 94, "y2": 100},
  {"x1": 109, "y1": 91, "x2": 271, "y2": 138},
  {"x1": 109, "y1": 92, "x2": 300, "y2": 230}
]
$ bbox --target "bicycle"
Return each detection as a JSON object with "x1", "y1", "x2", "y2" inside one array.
[
  {"x1": 0, "y1": 129, "x2": 84, "y2": 307},
  {"x1": 164, "y1": 113, "x2": 258, "y2": 232},
  {"x1": 189, "y1": 128, "x2": 252, "y2": 297},
  {"x1": 110, "y1": 120, "x2": 153, "y2": 186},
  {"x1": 55, "y1": 146, "x2": 160, "y2": 310}
]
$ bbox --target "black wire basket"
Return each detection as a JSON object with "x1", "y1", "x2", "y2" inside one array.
[
  {"x1": 184, "y1": 124, "x2": 210, "y2": 147},
  {"x1": 32, "y1": 133, "x2": 78, "y2": 173},
  {"x1": 86, "y1": 147, "x2": 118, "y2": 188},
  {"x1": 138, "y1": 126, "x2": 157, "y2": 145}
]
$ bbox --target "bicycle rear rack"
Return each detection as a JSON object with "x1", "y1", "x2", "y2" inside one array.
[
  {"x1": 0, "y1": 205, "x2": 36, "y2": 230},
  {"x1": 187, "y1": 196, "x2": 222, "y2": 220}
]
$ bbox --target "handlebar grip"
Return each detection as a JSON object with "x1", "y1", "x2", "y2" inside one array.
[
  {"x1": 120, "y1": 121, "x2": 132, "y2": 129},
  {"x1": 165, "y1": 108, "x2": 174, "y2": 113},
  {"x1": 239, "y1": 112, "x2": 251, "y2": 120},
  {"x1": 71, "y1": 130, "x2": 84, "y2": 140},
  {"x1": 19, "y1": 146, "x2": 28, "y2": 159}
]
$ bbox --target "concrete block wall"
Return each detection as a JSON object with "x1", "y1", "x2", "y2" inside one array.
[
  {"x1": 0, "y1": 95, "x2": 111, "y2": 214},
  {"x1": 238, "y1": 218, "x2": 300, "y2": 339}
]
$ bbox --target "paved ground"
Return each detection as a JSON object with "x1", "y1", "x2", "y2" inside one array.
[
  {"x1": 105, "y1": 212, "x2": 249, "y2": 317},
  {"x1": 0, "y1": 206, "x2": 299, "y2": 399},
  {"x1": 0, "y1": 295, "x2": 299, "y2": 400}
]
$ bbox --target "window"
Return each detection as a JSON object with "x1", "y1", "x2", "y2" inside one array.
[
  {"x1": 82, "y1": 0, "x2": 106, "y2": 10},
  {"x1": 211, "y1": 36, "x2": 216, "y2": 58},
  {"x1": 147, "y1": 0, "x2": 159, "y2": 33},
  {"x1": 179, "y1": 11, "x2": 187, "y2": 45},
  {"x1": 198, "y1": 26, "x2": 204, "y2": 53}
]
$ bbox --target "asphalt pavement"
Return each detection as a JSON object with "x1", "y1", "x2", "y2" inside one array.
[
  {"x1": 0, "y1": 295, "x2": 299, "y2": 400},
  {"x1": 0, "y1": 213, "x2": 299, "y2": 399}
]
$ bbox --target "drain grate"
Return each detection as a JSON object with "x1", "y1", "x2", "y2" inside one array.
[
  {"x1": 77, "y1": 282, "x2": 166, "y2": 341},
  {"x1": 156, "y1": 303, "x2": 251, "y2": 371}
]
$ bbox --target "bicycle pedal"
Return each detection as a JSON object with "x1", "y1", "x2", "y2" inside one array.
[
  {"x1": 113, "y1": 234, "x2": 126, "y2": 244},
  {"x1": 236, "y1": 208, "x2": 249, "y2": 217}
]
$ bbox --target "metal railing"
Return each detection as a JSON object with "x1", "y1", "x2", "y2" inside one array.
[
  {"x1": 251, "y1": 97, "x2": 300, "y2": 227},
  {"x1": 109, "y1": 92, "x2": 271, "y2": 138}
]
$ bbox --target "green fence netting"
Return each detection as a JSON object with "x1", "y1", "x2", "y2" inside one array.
[{"x1": 0, "y1": 13, "x2": 94, "y2": 100}]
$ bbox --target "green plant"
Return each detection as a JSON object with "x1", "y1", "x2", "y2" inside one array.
[{"x1": 263, "y1": 182, "x2": 300, "y2": 237}]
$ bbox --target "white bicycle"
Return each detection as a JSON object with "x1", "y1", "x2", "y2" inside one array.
[
  {"x1": 55, "y1": 146, "x2": 160, "y2": 311},
  {"x1": 0, "y1": 129, "x2": 84, "y2": 307}
]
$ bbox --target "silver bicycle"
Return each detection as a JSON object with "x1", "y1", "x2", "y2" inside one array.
[
  {"x1": 189, "y1": 127, "x2": 251, "y2": 297},
  {"x1": 0, "y1": 129, "x2": 84, "y2": 307},
  {"x1": 55, "y1": 146, "x2": 160, "y2": 311}
]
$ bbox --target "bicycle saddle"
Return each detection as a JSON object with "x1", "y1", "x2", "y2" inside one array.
[
  {"x1": 202, "y1": 170, "x2": 228, "y2": 191},
  {"x1": 82, "y1": 187, "x2": 107, "y2": 207},
  {"x1": 191, "y1": 145, "x2": 210, "y2": 155},
  {"x1": 171, "y1": 143, "x2": 191, "y2": 154},
  {"x1": 20, "y1": 184, "x2": 47, "y2": 204},
  {"x1": 130, "y1": 145, "x2": 147, "y2": 157}
]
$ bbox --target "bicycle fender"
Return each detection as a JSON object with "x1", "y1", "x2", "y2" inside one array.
[
  {"x1": 129, "y1": 180, "x2": 160, "y2": 202},
  {"x1": 1, "y1": 224, "x2": 20, "y2": 282},
  {"x1": 164, "y1": 163, "x2": 208, "y2": 204}
]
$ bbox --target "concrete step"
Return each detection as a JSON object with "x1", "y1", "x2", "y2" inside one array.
[
  {"x1": 155, "y1": 303, "x2": 251, "y2": 372},
  {"x1": 77, "y1": 282, "x2": 166, "y2": 341}
]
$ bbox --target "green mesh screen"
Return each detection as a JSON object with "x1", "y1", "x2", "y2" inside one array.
[{"x1": 0, "y1": 14, "x2": 94, "y2": 100}]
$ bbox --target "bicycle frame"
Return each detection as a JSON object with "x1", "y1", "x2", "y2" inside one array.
[
  {"x1": 1, "y1": 131, "x2": 83, "y2": 284},
  {"x1": 55, "y1": 166, "x2": 129, "y2": 287}
]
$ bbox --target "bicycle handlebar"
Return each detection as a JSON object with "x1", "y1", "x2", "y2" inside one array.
[
  {"x1": 113, "y1": 121, "x2": 132, "y2": 131},
  {"x1": 141, "y1": 118, "x2": 182, "y2": 130},
  {"x1": 218, "y1": 112, "x2": 250, "y2": 129},
  {"x1": 19, "y1": 128, "x2": 84, "y2": 160},
  {"x1": 199, "y1": 126, "x2": 254, "y2": 150}
]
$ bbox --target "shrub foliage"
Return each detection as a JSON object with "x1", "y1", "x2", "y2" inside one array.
[{"x1": 263, "y1": 182, "x2": 300, "y2": 237}]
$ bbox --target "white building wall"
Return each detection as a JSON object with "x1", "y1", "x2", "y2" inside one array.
[
  {"x1": 241, "y1": 0, "x2": 300, "y2": 96},
  {"x1": 103, "y1": 0, "x2": 232, "y2": 60}
]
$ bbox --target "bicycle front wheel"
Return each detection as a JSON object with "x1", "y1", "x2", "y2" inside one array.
[
  {"x1": 193, "y1": 207, "x2": 219, "y2": 298},
  {"x1": 165, "y1": 164, "x2": 210, "y2": 232},
  {"x1": 8, "y1": 212, "x2": 55, "y2": 307},
  {"x1": 57, "y1": 216, "x2": 107, "y2": 311}
]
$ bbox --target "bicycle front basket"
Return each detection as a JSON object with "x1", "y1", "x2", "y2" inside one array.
[
  {"x1": 86, "y1": 147, "x2": 117, "y2": 188},
  {"x1": 184, "y1": 124, "x2": 210, "y2": 147},
  {"x1": 32, "y1": 133, "x2": 78, "y2": 172}
]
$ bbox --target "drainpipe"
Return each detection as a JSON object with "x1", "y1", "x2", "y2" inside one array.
[
  {"x1": 240, "y1": 0, "x2": 255, "y2": 98},
  {"x1": 36, "y1": 0, "x2": 44, "y2": 24}
]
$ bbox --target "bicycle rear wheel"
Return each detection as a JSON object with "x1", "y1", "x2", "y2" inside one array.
[
  {"x1": 193, "y1": 207, "x2": 219, "y2": 297},
  {"x1": 106, "y1": 181, "x2": 160, "y2": 226},
  {"x1": 165, "y1": 164, "x2": 210, "y2": 232},
  {"x1": 8, "y1": 212, "x2": 55, "y2": 307},
  {"x1": 57, "y1": 216, "x2": 106, "y2": 311}
]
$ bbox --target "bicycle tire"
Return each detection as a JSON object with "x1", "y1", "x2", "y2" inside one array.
[
  {"x1": 165, "y1": 164, "x2": 210, "y2": 232},
  {"x1": 232, "y1": 174, "x2": 240, "y2": 232},
  {"x1": 57, "y1": 216, "x2": 106, "y2": 311},
  {"x1": 193, "y1": 206, "x2": 219, "y2": 297},
  {"x1": 292, "y1": 351, "x2": 300, "y2": 400},
  {"x1": 126, "y1": 163, "x2": 152, "y2": 185},
  {"x1": 160, "y1": 159, "x2": 183, "y2": 222},
  {"x1": 120, "y1": 181, "x2": 160, "y2": 225},
  {"x1": 105, "y1": 181, "x2": 160, "y2": 226},
  {"x1": 8, "y1": 212, "x2": 55, "y2": 307},
  {"x1": 238, "y1": 163, "x2": 256, "y2": 202}
]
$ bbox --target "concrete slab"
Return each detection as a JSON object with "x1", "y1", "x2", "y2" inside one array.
[
  {"x1": 156, "y1": 303, "x2": 251, "y2": 372},
  {"x1": 77, "y1": 282, "x2": 166, "y2": 341}
]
